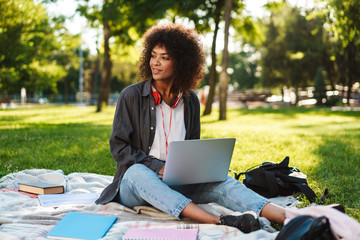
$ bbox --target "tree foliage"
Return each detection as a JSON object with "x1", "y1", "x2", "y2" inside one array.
[
  {"x1": 167, "y1": 0, "x2": 248, "y2": 116},
  {"x1": 314, "y1": 0, "x2": 360, "y2": 105},
  {"x1": 0, "y1": 0, "x2": 79, "y2": 96},
  {"x1": 77, "y1": 0, "x2": 178, "y2": 112},
  {"x1": 1, "y1": 0, "x2": 358, "y2": 108},
  {"x1": 261, "y1": 2, "x2": 324, "y2": 104},
  {"x1": 229, "y1": 50, "x2": 260, "y2": 90},
  {"x1": 319, "y1": 0, "x2": 360, "y2": 47}
]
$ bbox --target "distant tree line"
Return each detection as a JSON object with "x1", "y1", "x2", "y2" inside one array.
[
  {"x1": 259, "y1": 1, "x2": 360, "y2": 106},
  {"x1": 0, "y1": 0, "x2": 359, "y2": 112}
]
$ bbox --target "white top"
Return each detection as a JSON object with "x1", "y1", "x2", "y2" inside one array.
[{"x1": 149, "y1": 98, "x2": 186, "y2": 161}]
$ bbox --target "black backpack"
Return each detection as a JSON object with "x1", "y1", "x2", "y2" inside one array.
[
  {"x1": 231, "y1": 157, "x2": 317, "y2": 202},
  {"x1": 275, "y1": 215, "x2": 335, "y2": 240}
]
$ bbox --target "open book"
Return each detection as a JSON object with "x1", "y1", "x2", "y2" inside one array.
[{"x1": 38, "y1": 192, "x2": 99, "y2": 207}]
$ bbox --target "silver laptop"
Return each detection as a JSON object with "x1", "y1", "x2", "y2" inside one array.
[{"x1": 162, "y1": 138, "x2": 236, "y2": 186}]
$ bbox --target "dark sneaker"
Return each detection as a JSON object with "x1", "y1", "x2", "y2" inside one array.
[{"x1": 218, "y1": 212, "x2": 260, "y2": 233}]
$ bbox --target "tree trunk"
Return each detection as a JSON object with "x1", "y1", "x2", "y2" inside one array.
[
  {"x1": 96, "y1": 17, "x2": 112, "y2": 112},
  {"x1": 91, "y1": 45, "x2": 100, "y2": 105},
  {"x1": 219, "y1": 0, "x2": 232, "y2": 120},
  {"x1": 294, "y1": 86, "x2": 299, "y2": 106},
  {"x1": 63, "y1": 77, "x2": 69, "y2": 104},
  {"x1": 323, "y1": 54, "x2": 336, "y2": 91},
  {"x1": 334, "y1": 52, "x2": 345, "y2": 102},
  {"x1": 345, "y1": 41, "x2": 356, "y2": 106},
  {"x1": 203, "y1": 0, "x2": 224, "y2": 116}
]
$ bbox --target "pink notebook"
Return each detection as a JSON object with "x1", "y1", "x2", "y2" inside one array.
[{"x1": 122, "y1": 228, "x2": 198, "y2": 240}]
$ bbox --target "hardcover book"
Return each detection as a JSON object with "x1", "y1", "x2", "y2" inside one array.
[
  {"x1": 19, "y1": 182, "x2": 64, "y2": 195},
  {"x1": 47, "y1": 212, "x2": 117, "y2": 240}
]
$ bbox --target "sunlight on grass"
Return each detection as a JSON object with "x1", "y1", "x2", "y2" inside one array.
[
  {"x1": 200, "y1": 107, "x2": 360, "y2": 220},
  {"x1": 1, "y1": 105, "x2": 359, "y2": 220},
  {"x1": 0, "y1": 105, "x2": 115, "y2": 129}
]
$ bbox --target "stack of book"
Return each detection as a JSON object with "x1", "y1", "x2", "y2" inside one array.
[{"x1": 14, "y1": 181, "x2": 99, "y2": 207}]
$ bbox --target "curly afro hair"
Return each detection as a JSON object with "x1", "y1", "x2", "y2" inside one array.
[{"x1": 139, "y1": 23, "x2": 206, "y2": 94}]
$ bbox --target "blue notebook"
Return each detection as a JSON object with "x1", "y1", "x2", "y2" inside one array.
[{"x1": 47, "y1": 212, "x2": 117, "y2": 240}]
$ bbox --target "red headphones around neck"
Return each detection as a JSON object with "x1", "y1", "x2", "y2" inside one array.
[{"x1": 151, "y1": 88, "x2": 182, "y2": 108}]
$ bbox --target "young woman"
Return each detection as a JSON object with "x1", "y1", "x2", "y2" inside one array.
[{"x1": 96, "y1": 23, "x2": 286, "y2": 233}]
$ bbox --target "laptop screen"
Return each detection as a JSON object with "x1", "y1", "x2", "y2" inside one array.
[{"x1": 162, "y1": 138, "x2": 236, "y2": 186}]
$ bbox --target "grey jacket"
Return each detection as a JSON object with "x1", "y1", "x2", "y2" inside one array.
[{"x1": 96, "y1": 79, "x2": 201, "y2": 204}]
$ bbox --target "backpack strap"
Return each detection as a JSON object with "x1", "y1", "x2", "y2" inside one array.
[
  {"x1": 292, "y1": 182, "x2": 317, "y2": 203},
  {"x1": 264, "y1": 170, "x2": 280, "y2": 197},
  {"x1": 278, "y1": 156, "x2": 290, "y2": 167},
  {"x1": 228, "y1": 169, "x2": 241, "y2": 180}
]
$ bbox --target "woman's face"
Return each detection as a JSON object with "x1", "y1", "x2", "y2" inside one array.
[{"x1": 149, "y1": 44, "x2": 175, "y2": 83}]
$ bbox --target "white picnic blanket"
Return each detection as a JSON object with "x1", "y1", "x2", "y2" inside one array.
[{"x1": 0, "y1": 169, "x2": 299, "y2": 239}]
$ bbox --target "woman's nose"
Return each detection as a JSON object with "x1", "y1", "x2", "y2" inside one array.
[{"x1": 154, "y1": 57, "x2": 160, "y2": 65}]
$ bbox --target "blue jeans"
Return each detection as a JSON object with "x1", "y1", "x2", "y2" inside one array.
[{"x1": 119, "y1": 164, "x2": 269, "y2": 219}]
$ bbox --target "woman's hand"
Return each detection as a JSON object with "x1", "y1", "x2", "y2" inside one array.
[{"x1": 159, "y1": 166, "x2": 165, "y2": 175}]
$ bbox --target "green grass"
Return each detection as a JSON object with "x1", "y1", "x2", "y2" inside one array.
[{"x1": 1, "y1": 105, "x2": 359, "y2": 220}]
